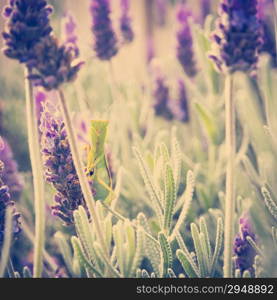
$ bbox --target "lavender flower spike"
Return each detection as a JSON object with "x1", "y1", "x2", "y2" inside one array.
[
  {"x1": 153, "y1": 74, "x2": 173, "y2": 121},
  {"x1": 90, "y1": 0, "x2": 118, "y2": 60},
  {"x1": 40, "y1": 101, "x2": 91, "y2": 225},
  {"x1": 176, "y1": 5, "x2": 197, "y2": 78},
  {"x1": 0, "y1": 138, "x2": 23, "y2": 200},
  {"x1": 120, "y1": 0, "x2": 134, "y2": 44},
  {"x1": 61, "y1": 12, "x2": 80, "y2": 58},
  {"x1": 233, "y1": 216, "x2": 258, "y2": 275},
  {"x1": 0, "y1": 153, "x2": 21, "y2": 252},
  {"x1": 210, "y1": 0, "x2": 263, "y2": 73},
  {"x1": 2, "y1": 0, "x2": 53, "y2": 64},
  {"x1": 172, "y1": 80, "x2": 190, "y2": 123}
]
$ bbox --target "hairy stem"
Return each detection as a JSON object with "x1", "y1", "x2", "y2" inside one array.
[
  {"x1": 223, "y1": 74, "x2": 235, "y2": 278},
  {"x1": 25, "y1": 68, "x2": 45, "y2": 278},
  {"x1": 57, "y1": 90, "x2": 108, "y2": 257}
]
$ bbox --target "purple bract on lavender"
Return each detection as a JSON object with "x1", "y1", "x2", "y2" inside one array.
[
  {"x1": 176, "y1": 5, "x2": 197, "y2": 78},
  {"x1": 40, "y1": 101, "x2": 91, "y2": 225},
  {"x1": 61, "y1": 12, "x2": 80, "y2": 58},
  {"x1": 0, "y1": 138, "x2": 23, "y2": 200},
  {"x1": 2, "y1": 0, "x2": 53, "y2": 64},
  {"x1": 233, "y1": 216, "x2": 258, "y2": 275},
  {"x1": 90, "y1": 0, "x2": 118, "y2": 60},
  {"x1": 210, "y1": 0, "x2": 263, "y2": 74}
]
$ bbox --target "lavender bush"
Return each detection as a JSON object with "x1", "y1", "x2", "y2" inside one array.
[{"x1": 0, "y1": 0, "x2": 276, "y2": 279}]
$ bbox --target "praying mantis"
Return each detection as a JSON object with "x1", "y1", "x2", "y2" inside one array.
[{"x1": 85, "y1": 120, "x2": 114, "y2": 204}]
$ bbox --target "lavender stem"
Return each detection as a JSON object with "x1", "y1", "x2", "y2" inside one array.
[
  {"x1": 57, "y1": 89, "x2": 109, "y2": 257},
  {"x1": 25, "y1": 67, "x2": 45, "y2": 278},
  {"x1": 223, "y1": 75, "x2": 235, "y2": 278}
]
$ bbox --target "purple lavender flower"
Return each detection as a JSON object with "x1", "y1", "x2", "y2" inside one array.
[
  {"x1": 90, "y1": 0, "x2": 118, "y2": 60},
  {"x1": 200, "y1": 0, "x2": 211, "y2": 24},
  {"x1": 176, "y1": 5, "x2": 197, "y2": 78},
  {"x1": 0, "y1": 138, "x2": 23, "y2": 200},
  {"x1": 40, "y1": 101, "x2": 91, "y2": 225},
  {"x1": 233, "y1": 216, "x2": 257, "y2": 275},
  {"x1": 153, "y1": 74, "x2": 173, "y2": 120},
  {"x1": 0, "y1": 155, "x2": 21, "y2": 251},
  {"x1": 155, "y1": 0, "x2": 167, "y2": 27},
  {"x1": 120, "y1": 0, "x2": 134, "y2": 44},
  {"x1": 171, "y1": 80, "x2": 190, "y2": 123},
  {"x1": 61, "y1": 12, "x2": 80, "y2": 58},
  {"x1": 210, "y1": 0, "x2": 263, "y2": 73},
  {"x1": 2, "y1": 0, "x2": 53, "y2": 63},
  {"x1": 27, "y1": 35, "x2": 84, "y2": 91}
]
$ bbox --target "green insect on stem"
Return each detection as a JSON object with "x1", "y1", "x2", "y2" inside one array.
[{"x1": 86, "y1": 120, "x2": 114, "y2": 204}]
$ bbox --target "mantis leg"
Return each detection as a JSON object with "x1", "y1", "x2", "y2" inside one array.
[{"x1": 96, "y1": 176, "x2": 115, "y2": 204}]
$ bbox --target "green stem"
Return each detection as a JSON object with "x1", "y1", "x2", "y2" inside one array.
[
  {"x1": 57, "y1": 89, "x2": 108, "y2": 257},
  {"x1": 223, "y1": 74, "x2": 235, "y2": 278},
  {"x1": 24, "y1": 68, "x2": 45, "y2": 278}
]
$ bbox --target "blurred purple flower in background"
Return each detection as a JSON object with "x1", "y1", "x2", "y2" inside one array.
[
  {"x1": 153, "y1": 73, "x2": 173, "y2": 121},
  {"x1": 120, "y1": 0, "x2": 134, "y2": 44},
  {"x1": 210, "y1": 0, "x2": 263, "y2": 73},
  {"x1": 155, "y1": 0, "x2": 167, "y2": 27},
  {"x1": 176, "y1": 5, "x2": 197, "y2": 78},
  {"x1": 171, "y1": 80, "x2": 190, "y2": 123},
  {"x1": 2, "y1": 0, "x2": 53, "y2": 64},
  {"x1": 90, "y1": 0, "x2": 118, "y2": 60},
  {"x1": 61, "y1": 12, "x2": 80, "y2": 58},
  {"x1": 200, "y1": 0, "x2": 211, "y2": 24},
  {"x1": 0, "y1": 138, "x2": 23, "y2": 200},
  {"x1": 233, "y1": 215, "x2": 257, "y2": 275}
]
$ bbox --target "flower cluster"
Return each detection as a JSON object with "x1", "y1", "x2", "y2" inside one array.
[
  {"x1": 2, "y1": 0, "x2": 83, "y2": 91},
  {"x1": 120, "y1": 0, "x2": 134, "y2": 44},
  {"x1": 90, "y1": 0, "x2": 118, "y2": 60},
  {"x1": 40, "y1": 100, "x2": 91, "y2": 225},
  {"x1": 176, "y1": 5, "x2": 197, "y2": 78},
  {"x1": 0, "y1": 153, "x2": 21, "y2": 251},
  {"x1": 233, "y1": 216, "x2": 257, "y2": 275},
  {"x1": 0, "y1": 138, "x2": 23, "y2": 200},
  {"x1": 27, "y1": 36, "x2": 84, "y2": 91},
  {"x1": 210, "y1": 0, "x2": 263, "y2": 73},
  {"x1": 2, "y1": 0, "x2": 53, "y2": 63}
]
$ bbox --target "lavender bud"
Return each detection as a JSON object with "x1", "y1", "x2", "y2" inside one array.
[
  {"x1": 0, "y1": 138, "x2": 23, "y2": 200},
  {"x1": 233, "y1": 216, "x2": 257, "y2": 275},
  {"x1": 90, "y1": 0, "x2": 118, "y2": 60},
  {"x1": 61, "y1": 12, "x2": 80, "y2": 58},
  {"x1": 120, "y1": 0, "x2": 134, "y2": 44},
  {"x1": 0, "y1": 158, "x2": 21, "y2": 252},
  {"x1": 176, "y1": 5, "x2": 197, "y2": 78},
  {"x1": 200, "y1": 0, "x2": 211, "y2": 24},
  {"x1": 210, "y1": 0, "x2": 263, "y2": 74},
  {"x1": 40, "y1": 101, "x2": 91, "y2": 225},
  {"x1": 2, "y1": 0, "x2": 53, "y2": 64},
  {"x1": 27, "y1": 35, "x2": 84, "y2": 91},
  {"x1": 153, "y1": 74, "x2": 174, "y2": 121}
]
